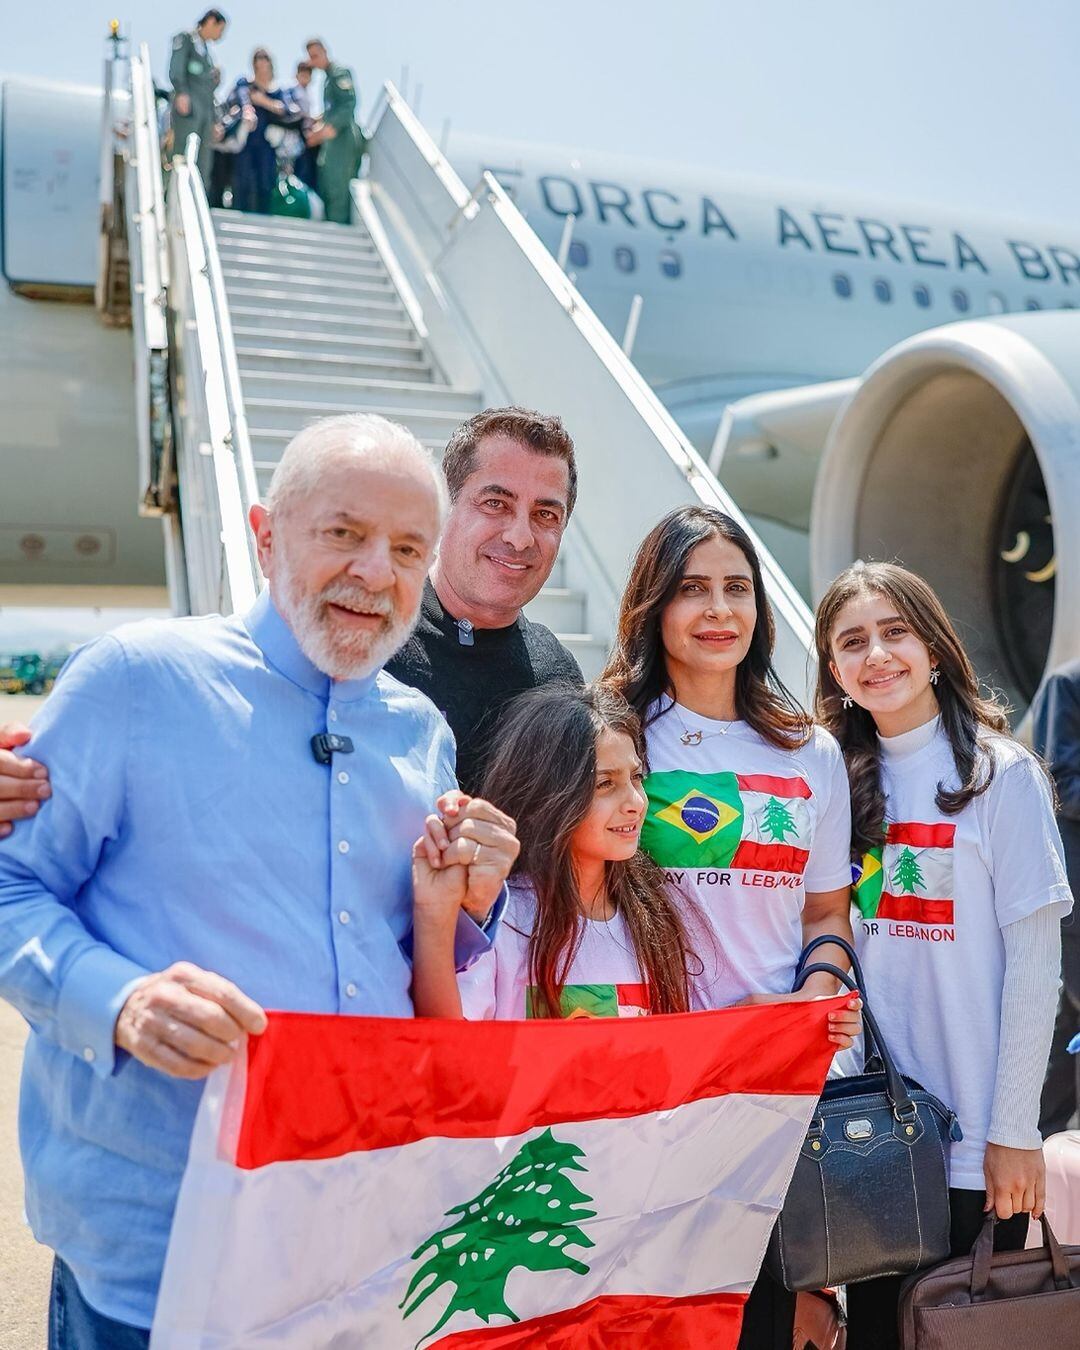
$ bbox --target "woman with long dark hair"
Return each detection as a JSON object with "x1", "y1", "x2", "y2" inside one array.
[
  {"x1": 604, "y1": 505, "x2": 860, "y2": 1349},
  {"x1": 411, "y1": 683, "x2": 704, "y2": 1019},
  {"x1": 816, "y1": 561, "x2": 1070, "y2": 1350}
]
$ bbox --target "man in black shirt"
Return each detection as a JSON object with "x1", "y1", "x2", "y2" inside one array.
[
  {"x1": 385, "y1": 407, "x2": 583, "y2": 793},
  {"x1": 0, "y1": 408, "x2": 584, "y2": 817}
]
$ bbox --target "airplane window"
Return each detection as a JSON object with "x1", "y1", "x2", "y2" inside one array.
[
  {"x1": 951, "y1": 289, "x2": 970, "y2": 313},
  {"x1": 615, "y1": 246, "x2": 637, "y2": 273},
  {"x1": 873, "y1": 279, "x2": 892, "y2": 303},
  {"x1": 833, "y1": 273, "x2": 853, "y2": 299},
  {"x1": 659, "y1": 249, "x2": 682, "y2": 279},
  {"x1": 987, "y1": 291, "x2": 1008, "y2": 314},
  {"x1": 1025, "y1": 298, "x2": 1042, "y2": 310},
  {"x1": 913, "y1": 284, "x2": 932, "y2": 308},
  {"x1": 568, "y1": 240, "x2": 589, "y2": 268}
]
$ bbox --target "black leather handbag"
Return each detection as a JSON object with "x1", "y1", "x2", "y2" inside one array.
[{"x1": 765, "y1": 935, "x2": 962, "y2": 1292}]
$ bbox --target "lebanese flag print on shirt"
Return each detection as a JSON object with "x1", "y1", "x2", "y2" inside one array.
[
  {"x1": 853, "y1": 822, "x2": 956, "y2": 925},
  {"x1": 150, "y1": 1002, "x2": 843, "y2": 1349}
]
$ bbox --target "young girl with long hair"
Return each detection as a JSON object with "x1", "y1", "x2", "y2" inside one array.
[
  {"x1": 603, "y1": 504, "x2": 861, "y2": 1350},
  {"x1": 816, "y1": 560, "x2": 1070, "y2": 1350},
  {"x1": 411, "y1": 682, "x2": 705, "y2": 1020}
]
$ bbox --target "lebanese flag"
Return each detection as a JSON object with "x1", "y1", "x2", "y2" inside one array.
[
  {"x1": 731, "y1": 773, "x2": 813, "y2": 876},
  {"x1": 151, "y1": 1001, "x2": 843, "y2": 1349},
  {"x1": 878, "y1": 821, "x2": 955, "y2": 924}
]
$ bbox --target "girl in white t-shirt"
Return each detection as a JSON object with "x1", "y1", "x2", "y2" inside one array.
[
  {"x1": 603, "y1": 505, "x2": 862, "y2": 1350},
  {"x1": 816, "y1": 560, "x2": 1071, "y2": 1350},
  {"x1": 411, "y1": 683, "x2": 706, "y2": 1021}
]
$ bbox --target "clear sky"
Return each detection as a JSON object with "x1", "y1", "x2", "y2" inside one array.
[{"x1": 7, "y1": 0, "x2": 1078, "y2": 222}]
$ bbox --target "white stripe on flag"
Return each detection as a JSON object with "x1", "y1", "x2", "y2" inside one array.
[{"x1": 152, "y1": 1078, "x2": 813, "y2": 1347}]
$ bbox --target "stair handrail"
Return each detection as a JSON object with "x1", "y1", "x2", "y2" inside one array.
[
  {"x1": 164, "y1": 142, "x2": 260, "y2": 615},
  {"x1": 125, "y1": 46, "x2": 172, "y2": 515}
]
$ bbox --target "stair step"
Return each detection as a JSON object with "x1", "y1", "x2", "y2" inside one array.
[
  {"x1": 556, "y1": 635, "x2": 609, "y2": 681},
  {"x1": 230, "y1": 326, "x2": 424, "y2": 359},
  {"x1": 222, "y1": 267, "x2": 393, "y2": 298},
  {"x1": 217, "y1": 251, "x2": 390, "y2": 284},
  {"x1": 247, "y1": 394, "x2": 483, "y2": 432},
  {"x1": 218, "y1": 282, "x2": 405, "y2": 315},
  {"x1": 230, "y1": 307, "x2": 414, "y2": 339},
  {"x1": 236, "y1": 347, "x2": 432, "y2": 379},
  {"x1": 214, "y1": 233, "x2": 378, "y2": 263},
  {"x1": 211, "y1": 209, "x2": 369, "y2": 243},
  {"x1": 523, "y1": 588, "x2": 587, "y2": 634}
]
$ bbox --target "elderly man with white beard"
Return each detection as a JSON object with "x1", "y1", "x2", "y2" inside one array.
[{"x1": 0, "y1": 414, "x2": 519, "y2": 1348}]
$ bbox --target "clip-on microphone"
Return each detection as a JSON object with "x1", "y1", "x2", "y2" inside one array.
[{"x1": 311, "y1": 733, "x2": 355, "y2": 765}]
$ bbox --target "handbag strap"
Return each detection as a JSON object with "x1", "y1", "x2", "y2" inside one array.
[
  {"x1": 971, "y1": 1213, "x2": 1076, "y2": 1298},
  {"x1": 793, "y1": 961, "x2": 915, "y2": 1119},
  {"x1": 794, "y1": 933, "x2": 866, "y2": 991}
]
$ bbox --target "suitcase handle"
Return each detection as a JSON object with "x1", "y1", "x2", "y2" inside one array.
[
  {"x1": 971, "y1": 1212, "x2": 1077, "y2": 1298},
  {"x1": 792, "y1": 960, "x2": 916, "y2": 1121}
]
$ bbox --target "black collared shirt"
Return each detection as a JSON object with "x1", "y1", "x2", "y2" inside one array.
[{"x1": 386, "y1": 581, "x2": 584, "y2": 795}]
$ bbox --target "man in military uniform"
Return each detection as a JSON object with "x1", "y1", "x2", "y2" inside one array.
[
  {"x1": 169, "y1": 9, "x2": 228, "y2": 188},
  {"x1": 304, "y1": 38, "x2": 364, "y2": 224}
]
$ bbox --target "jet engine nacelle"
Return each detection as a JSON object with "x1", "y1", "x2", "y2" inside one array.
[{"x1": 810, "y1": 313, "x2": 1080, "y2": 717}]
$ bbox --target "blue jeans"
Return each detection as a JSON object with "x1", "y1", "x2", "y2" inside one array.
[{"x1": 48, "y1": 1259, "x2": 150, "y2": 1350}]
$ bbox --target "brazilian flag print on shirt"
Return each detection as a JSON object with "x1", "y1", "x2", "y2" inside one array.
[{"x1": 642, "y1": 769, "x2": 813, "y2": 874}]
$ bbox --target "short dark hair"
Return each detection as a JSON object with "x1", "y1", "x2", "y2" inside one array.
[
  {"x1": 441, "y1": 407, "x2": 577, "y2": 515},
  {"x1": 296, "y1": 60, "x2": 313, "y2": 75},
  {"x1": 251, "y1": 46, "x2": 272, "y2": 67},
  {"x1": 305, "y1": 37, "x2": 327, "y2": 52},
  {"x1": 198, "y1": 9, "x2": 227, "y2": 26}
]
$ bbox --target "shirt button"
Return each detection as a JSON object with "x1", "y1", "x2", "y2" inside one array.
[
  {"x1": 337, "y1": 771, "x2": 350, "y2": 785},
  {"x1": 345, "y1": 982, "x2": 358, "y2": 998},
  {"x1": 328, "y1": 709, "x2": 338, "y2": 723},
  {"x1": 338, "y1": 910, "x2": 351, "y2": 924},
  {"x1": 338, "y1": 840, "x2": 350, "y2": 854},
  {"x1": 82, "y1": 1047, "x2": 96, "y2": 1063}
]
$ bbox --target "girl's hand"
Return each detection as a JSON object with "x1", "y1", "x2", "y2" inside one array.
[
  {"x1": 984, "y1": 1142, "x2": 1046, "y2": 1220},
  {"x1": 411, "y1": 818, "x2": 467, "y2": 922},
  {"x1": 737, "y1": 991, "x2": 863, "y2": 1048}
]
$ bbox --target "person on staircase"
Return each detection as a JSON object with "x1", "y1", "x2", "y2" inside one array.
[
  {"x1": 303, "y1": 38, "x2": 364, "y2": 224},
  {"x1": 227, "y1": 48, "x2": 302, "y2": 214},
  {"x1": 168, "y1": 8, "x2": 228, "y2": 188}
]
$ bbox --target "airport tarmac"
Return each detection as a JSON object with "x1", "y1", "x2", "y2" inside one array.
[{"x1": 1, "y1": 694, "x2": 51, "y2": 1345}]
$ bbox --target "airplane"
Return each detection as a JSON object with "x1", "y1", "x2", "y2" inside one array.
[{"x1": 2, "y1": 61, "x2": 1076, "y2": 712}]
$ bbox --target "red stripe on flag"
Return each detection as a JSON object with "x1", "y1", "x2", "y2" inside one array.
[
  {"x1": 886, "y1": 821, "x2": 956, "y2": 849},
  {"x1": 234, "y1": 1000, "x2": 845, "y2": 1167},
  {"x1": 615, "y1": 983, "x2": 649, "y2": 1009},
  {"x1": 735, "y1": 773, "x2": 813, "y2": 799},
  {"x1": 731, "y1": 839, "x2": 810, "y2": 875},
  {"x1": 429, "y1": 1291, "x2": 748, "y2": 1348},
  {"x1": 879, "y1": 893, "x2": 954, "y2": 924}
]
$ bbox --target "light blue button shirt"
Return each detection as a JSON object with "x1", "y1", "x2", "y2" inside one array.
[{"x1": 0, "y1": 589, "x2": 499, "y2": 1327}]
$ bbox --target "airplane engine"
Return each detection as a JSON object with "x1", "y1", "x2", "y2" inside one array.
[{"x1": 810, "y1": 313, "x2": 1080, "y2": 717}]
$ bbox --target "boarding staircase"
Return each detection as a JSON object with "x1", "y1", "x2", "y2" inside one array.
[
  {"x1": 210, "y1": 209, "x2": 602, "y2": 672},
  {"x1": 104, "y1": 43, "x2": 815, "y2": 697}
]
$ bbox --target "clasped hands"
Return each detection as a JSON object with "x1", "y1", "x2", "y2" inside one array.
[
  {"x1": 113, "y1": 793, "x2": 516, "y2": 1081},
  {"x1": 411, "y1": 790, "x2": 519, "y2": 925}
]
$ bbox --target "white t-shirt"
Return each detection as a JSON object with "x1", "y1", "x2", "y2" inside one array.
[
  {"x1": 849, "y1": 716, "x2": 1072, "y2": 1188},
  {"x1": 458, "y1": 880, "x2": 651, "y2": 1020},
  {"x1": 642, "y1": 701, "x2": 853, "y2": 1008}
]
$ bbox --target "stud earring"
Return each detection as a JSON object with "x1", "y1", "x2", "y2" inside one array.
[
  {"x1": 929, "y1": 667, "x2": 940, "y2": 686},
  {"x1": 842, "y1": 693, "x2": 854, "y2": 709}
]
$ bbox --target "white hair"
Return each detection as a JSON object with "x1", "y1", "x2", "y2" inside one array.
[{"x1": 264, "y1": 413, "x2": 448, "y2": 523}]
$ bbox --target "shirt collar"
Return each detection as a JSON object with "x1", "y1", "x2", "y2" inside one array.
[
  {"x1": 423, "y1": 579, "x2": 524, "y2": 639},
  {"x1": 242, "y1": 588, "x2": 380, "y2": 704}
]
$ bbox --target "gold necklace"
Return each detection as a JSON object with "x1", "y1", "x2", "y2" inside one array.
[{"x1": 672, "y1": 701, "x2": 734, "y2": 747}]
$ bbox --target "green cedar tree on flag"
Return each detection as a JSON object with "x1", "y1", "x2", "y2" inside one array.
[
  {"x1": 854, "y1": 822, "x2": 955, "y2": 923},
  {"x1": 151, "y1": 1001, "x2": 844, "y2": 1348}
]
